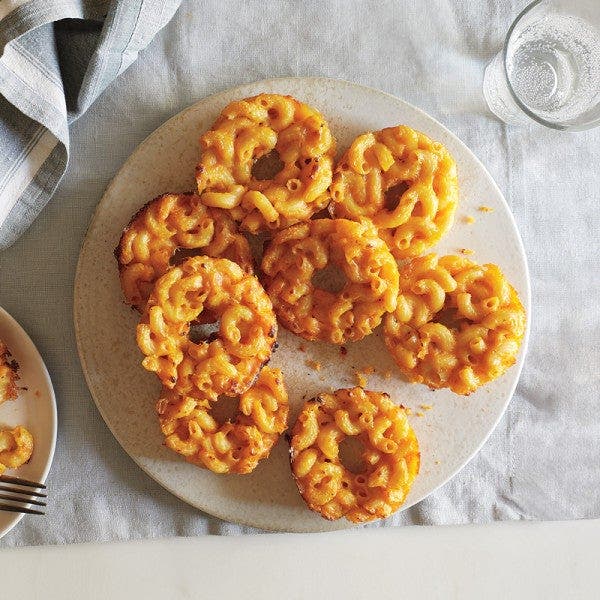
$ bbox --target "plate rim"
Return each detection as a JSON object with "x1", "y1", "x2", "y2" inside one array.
[
  {"x1": 0, "y1": 305, "x2": 58, "y2": 539},
  {"x1": 73, "y1": 76, "x2": 531, "y2": 531}
]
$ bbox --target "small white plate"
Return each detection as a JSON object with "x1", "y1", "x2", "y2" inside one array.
[
  {"x1": 0, "y1": 307, "x2": 57, "y2": 539},
  {"x1": 74, "y1": 77, "x2": 530, "y2": 532}
]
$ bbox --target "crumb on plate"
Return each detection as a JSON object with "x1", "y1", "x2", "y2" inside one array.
[{"x1": 355, "y1": 372, "x2": 368, "y2": 387}]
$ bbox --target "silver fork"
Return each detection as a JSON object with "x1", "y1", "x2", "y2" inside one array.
[{"x1": 0, "y1": 475, "x2": 46, "y2": 515}]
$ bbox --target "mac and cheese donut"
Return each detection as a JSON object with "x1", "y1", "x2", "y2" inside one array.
[
  {"x1": 137, "y1": 256, "x2": 277, "y2": 400},
  {"x1": 261, "y1": 219, "x2": 399, "y2": 344},
  {"x1": 116, "y1": 192, "x2": 253, "y2": 313},
  {"x1": 196, "y1": 94, "x2": 336, "y2": 233},
  {"x1": 0, "y1": 426, "x2": 33, "y2": 475},
  {"x1": 289, "y1": 387, "x2": 419, "y2": 522},
  {"x1": 329, "y1": 125, "x2": 458, "y2": 259},
  {"x1": 157, "y1": 368, "x2": 288, "y2": 474},
  {"x1": 384, "y1": 254, "x2": 526, "y2": 395},
  {"x1": 0, "y1": 341, "x2": 19, "y2": 404}
]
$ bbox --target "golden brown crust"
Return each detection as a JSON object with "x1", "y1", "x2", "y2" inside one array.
[
  {"x1": 0, "y1": 426, "x2": 33, "y2": 475},
  {"x1": 0, "y1": 340, "x2": 19, "y2": 405},
  {"x1": 136, "y1": 256, "x2": 277, "y2": 400},
  {"x1": 116, "y1": 192, "x2": 253, "y2": 312},
  {"x1": 329, "y1": 125, "x2": 458, "y2": 259},
  {"x1": 196, "y1": 94, "x2": 336, "y2": 233},
  {"x1": 384, "y1": 254, "x2": 526, "y2": 395},
  {"x1": 157, "y1": 368, "x2": 288, "y2": 474},
  {"x1": 261, "y1": 218, "x2": 399, "y2": 344},
  {"x1": 289, "y1": 387, "x2": 419, "y2": 523}
]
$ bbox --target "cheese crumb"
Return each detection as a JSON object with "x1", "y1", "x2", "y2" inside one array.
[
  {"x1": 478, "y1": 205, "x2": 494, "y2": 213},
  {"x1": 459, "y1": 248, "x2": 474, "y2": 256},
  {"x1": 463, "y1": 215, "x2": 475, "y2": 224},
  {"x1": 355, "y1": 372, "x2": 368, "y2": 387},
  {"x1": 419, "y1": 404, "x2": 433, "y2": 411},
  {"x1": 415, "y1": 411, "x2": 425, "y2": 418}
]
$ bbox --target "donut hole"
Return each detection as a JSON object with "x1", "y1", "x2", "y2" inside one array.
[
  {"x1": 210, "y1": 394, "x2": 240, "y2": 425},
  {"x1": 311, "y1": 262, "x2": 347, "y2": 294},
  {"x1": 252, "y1": 150, "x2": 284, "y2": 181},
  {"x1": 339, "y1": 436, "x2": 366, "y2": 474},
  {"x1": 188, "y1": 320, "x2": 220, "y2": 344},
  {"x1": 384, "y1": 182, "x2": 410, "y2": 212}
]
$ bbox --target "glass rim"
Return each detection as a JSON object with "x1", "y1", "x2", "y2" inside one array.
[{"x1": 501, "y1": 0, "x2": 600, "y2": 131}]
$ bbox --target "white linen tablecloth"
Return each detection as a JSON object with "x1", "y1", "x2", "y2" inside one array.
[{"x1": 1, "y1": 0, "x2": 598, "y2": 546}]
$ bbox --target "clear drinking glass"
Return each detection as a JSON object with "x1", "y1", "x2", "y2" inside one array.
[{"x1": 483, "y1": 0, "x2": 600, "y2": 130}]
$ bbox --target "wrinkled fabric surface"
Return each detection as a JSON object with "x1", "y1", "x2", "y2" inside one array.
[
  {"x1": 0, "y1": 0, "x2": 181, "y2": 249},
  {"x1": 1, "y1": 0, "x2": 598, "y2": 546}
]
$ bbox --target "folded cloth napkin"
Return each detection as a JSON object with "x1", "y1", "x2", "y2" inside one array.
[{"x1": 0, "y1": 0, "x2": 182, "y2": 250}]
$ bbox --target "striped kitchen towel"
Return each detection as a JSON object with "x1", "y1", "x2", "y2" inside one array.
[{"x1": 0, "y1": 0, "x2": 181, "y2": 249}]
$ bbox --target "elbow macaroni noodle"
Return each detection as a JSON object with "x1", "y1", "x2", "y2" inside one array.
[
  {"x1": 157, "y1": 368, "x2": 288, "y2": 474},
  {"x1": 329, "y1": 126, "x2": 458, "y2": 259},
  {"x1": 196, "y1": 94, "x2": 336, "y2": 233},
  {"x1": 136, "y1": 256, "x2": 277, "y2": 400},
  {"x1": 0, "y1": 426, "x2": 34, "y2": 475},
  {"x1": 261, "y1": 218, "x2": 399, "y2": 344},
  {"x1": 116, "y1": 192, "x2": 253, "y2": 313},
  {"x1": 384, "y1": 254, "x2": 526, "y2": 395},
  {"x1": 289, "y1": 387, "x2": 419, "y2": 523}
]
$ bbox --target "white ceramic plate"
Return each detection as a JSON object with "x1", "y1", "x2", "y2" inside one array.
[
  {"x1": 74, "y1": 77, "x2": 530, "y2": 532},
  {"x1": 0, "y1": 307, "x2": 57, "y2": 539}
]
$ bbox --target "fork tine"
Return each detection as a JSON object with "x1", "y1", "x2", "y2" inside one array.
[
  {"x1": 0, "y1": 492, "x2": 46, "y2": 507},
  {"x1": 0, "y1": 475, "x2": 46, "y2": 489},
  {"x1": 0, "y1": 484, "x2": 46, "y2": 498},
  {"x1": 0, "y1": 502, "x2": 44, "y2": 516}
]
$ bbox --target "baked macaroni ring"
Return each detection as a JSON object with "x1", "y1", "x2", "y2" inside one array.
[
  {"x1": 289, "y1": 387, "x2": 419, "y2": 523},
  {"x1": 157, "y1": 367, "x2": 288, "y2": 474},
  {"x1": 136, "y1": 256, "x2": 277, "y2": 400},
  {"x1": 384, "y1": 254, "x2": 526, "y2": 395},
  {"x1": 329, "y1": 125, "x2": 458, "y2": 259},
  {"x1": 0, "y1": 340, "x2": 19, "y2": 404},
  {"x1": 0, "y1": 426, "x2": 34, "y2": 475},
  {"x1": 116, "y1": 192, "x2": 253, "y2": 313},
  {"x1": 261, "y1": 218, "x2": 399, "y2": 344},
  {"x1": 196, "y1": 94, "x2": 336, "y2": 233}
]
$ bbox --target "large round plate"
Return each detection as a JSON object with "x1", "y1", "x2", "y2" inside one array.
[
  {"x1": 74, "y1": 78, "x2": 530, "y2": 532},
  {"x1": 0, "y1": 306, "x2": 57, "y2": 539}
]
